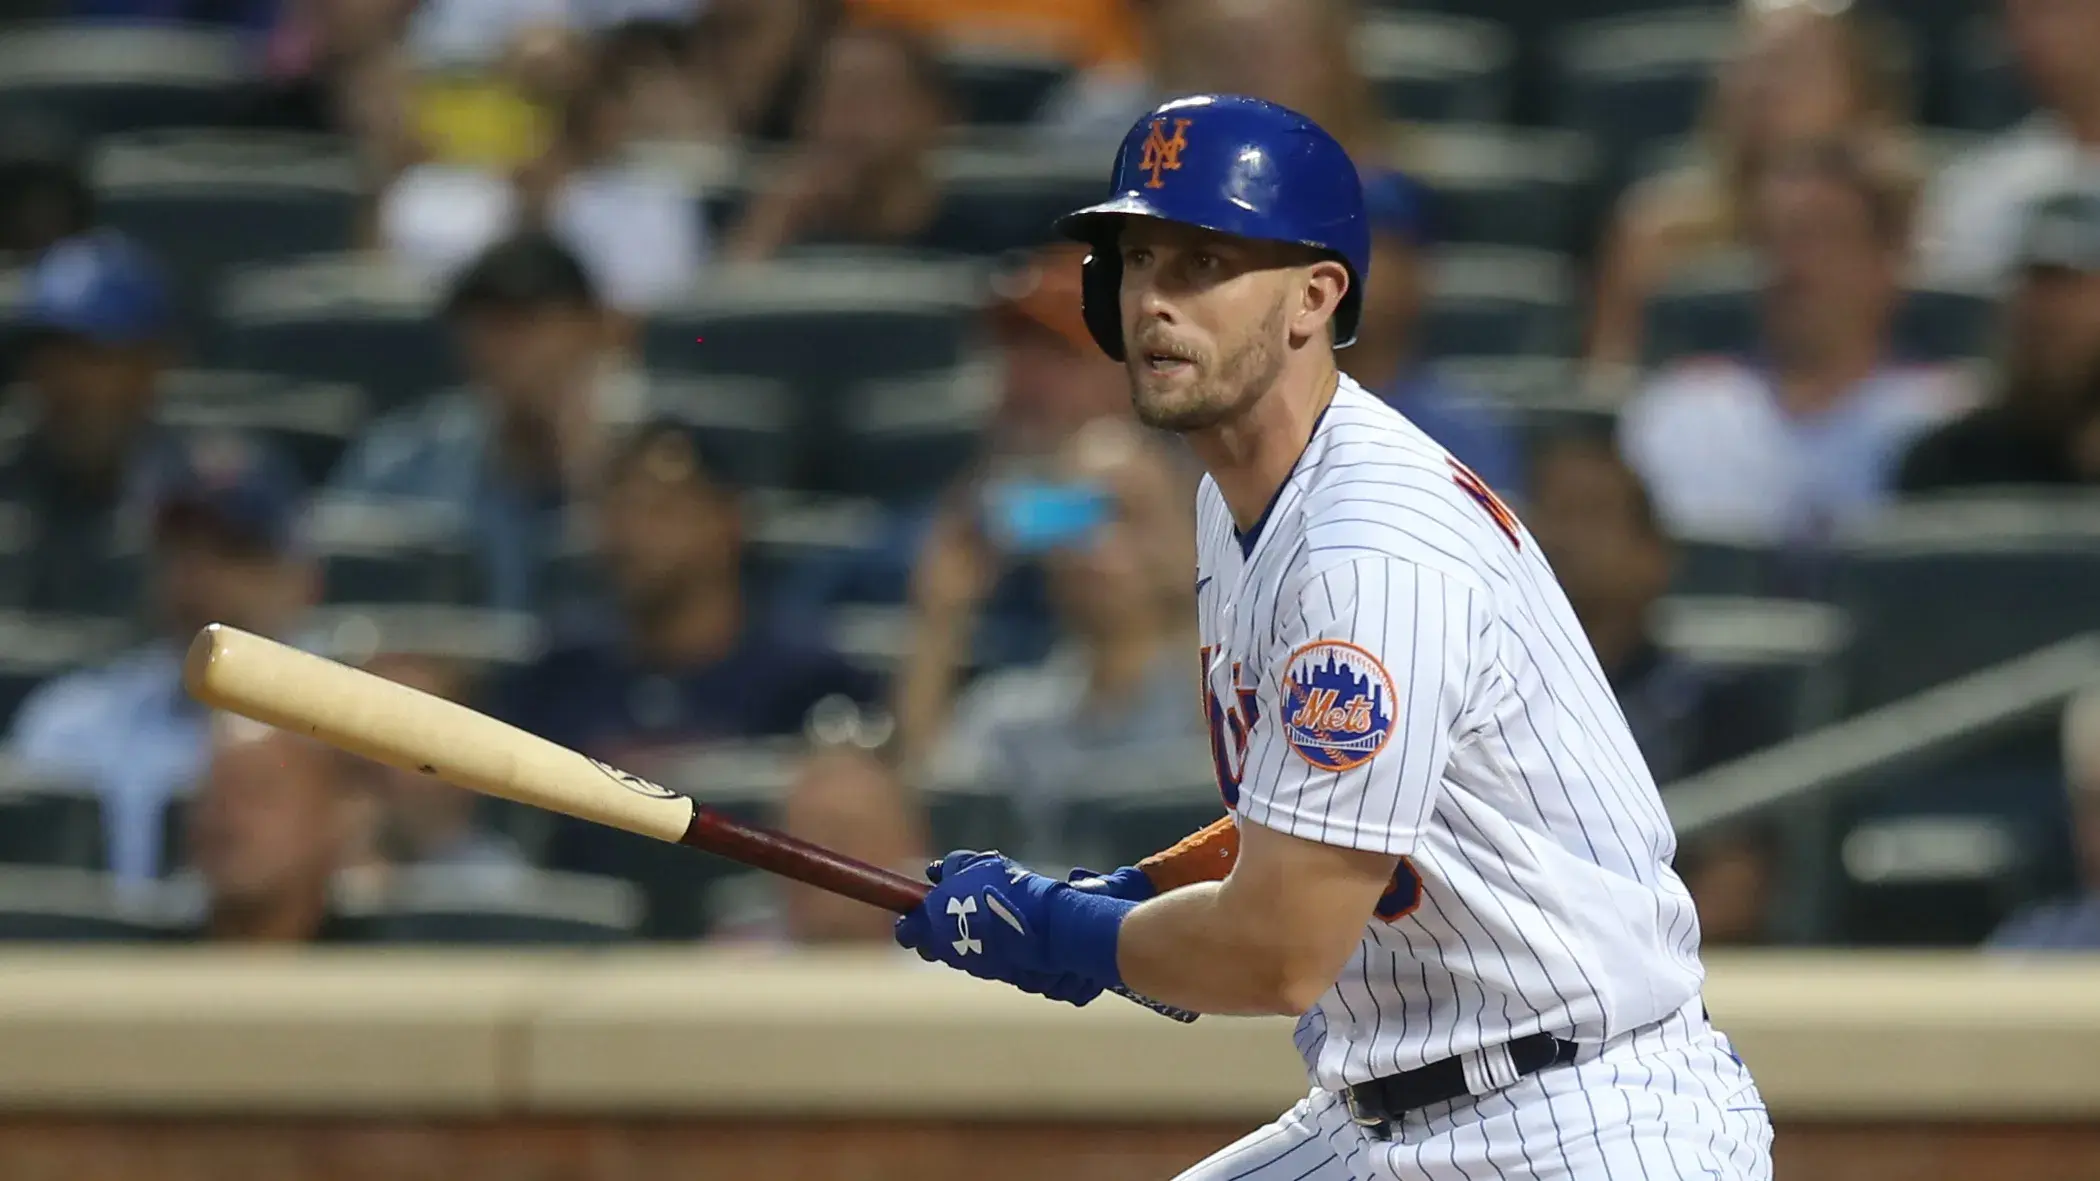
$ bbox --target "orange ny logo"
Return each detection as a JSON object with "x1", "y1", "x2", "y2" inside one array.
[{"x1": 1139, "y1": 118, "x2": 1192, "y2": 189}]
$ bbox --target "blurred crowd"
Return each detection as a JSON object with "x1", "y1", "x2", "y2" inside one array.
[{"x1": 0, "y1": 0, "x2": 2093, "y2": 954}]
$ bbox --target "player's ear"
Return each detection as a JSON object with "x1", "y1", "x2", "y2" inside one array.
[{"x1": 1289, "y1": 259, "x2": 1350, "y2": 346}]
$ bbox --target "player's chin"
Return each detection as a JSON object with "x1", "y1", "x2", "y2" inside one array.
[{"x1": 1131, "y1": 371, "x2": 1213, "y2": 428}]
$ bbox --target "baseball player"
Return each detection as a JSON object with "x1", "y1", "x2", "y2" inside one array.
[{"x1": 894, "y1": 94, "x2": 1775, "y2": 1180}]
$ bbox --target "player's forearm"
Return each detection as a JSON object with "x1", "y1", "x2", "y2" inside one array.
[{"x1": 1113, "y1": 882, "x2": 1326, "y2": 1017}]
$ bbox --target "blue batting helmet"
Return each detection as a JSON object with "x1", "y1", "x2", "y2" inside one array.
[{"x1": 1053, "y1": 94, "x2": 1371, "y2": 362}]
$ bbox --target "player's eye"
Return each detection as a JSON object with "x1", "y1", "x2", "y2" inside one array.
[
  {"x1": 1124, "y1": 247, "x2": 1154, "y2": 268},
  {"x1": 1190, "y1": 251, "x2": 1222, "y2": 272}
]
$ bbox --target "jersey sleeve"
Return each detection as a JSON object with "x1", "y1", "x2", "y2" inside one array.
[{"x1": 1235, "y1": 557, "x2": 1481, "y2": 855}]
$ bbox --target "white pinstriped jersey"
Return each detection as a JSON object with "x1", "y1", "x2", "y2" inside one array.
[{"x1": 1196, "y1": 375, "x2": 1705, "y2": 1092}]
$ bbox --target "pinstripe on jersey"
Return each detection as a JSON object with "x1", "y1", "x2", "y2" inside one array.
[{"x1": 1196, "y1": 375, "x2": 1706, "y2": 1093}]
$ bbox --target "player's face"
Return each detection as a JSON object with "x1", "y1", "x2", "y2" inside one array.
[{"x1": 1116, "y1": 219, "x2": 1295, "y2": 432}]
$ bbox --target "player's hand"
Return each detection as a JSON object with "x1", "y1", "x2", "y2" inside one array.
[
  {"x1": 895, "y1": 850, "x2": 1102, "y2": 1006},
  {"x1": 1067, "y1": 865, "x2": 1158, "y2": 903}
]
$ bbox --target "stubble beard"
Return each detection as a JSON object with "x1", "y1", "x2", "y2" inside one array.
[{"x1": 1126, "y1": 299, "x2": 1287, "y2": 433}]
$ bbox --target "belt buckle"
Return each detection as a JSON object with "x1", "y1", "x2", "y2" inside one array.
[{"x1": 1343, "y1": 1088, "x2": 1390, "y2": 1138}]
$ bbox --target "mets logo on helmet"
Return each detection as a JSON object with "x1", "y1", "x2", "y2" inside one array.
[
  {"x1": 1282, "y1": 640, "x2": 1396, "y2": 772},
  {"x1": 1140, "y1": 118, "x2": 1192, "y2": 189}
]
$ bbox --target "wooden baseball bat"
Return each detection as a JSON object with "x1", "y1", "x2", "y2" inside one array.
[{"x1": 182, "y1": 623, "x2": 1197, "y2": 1023}]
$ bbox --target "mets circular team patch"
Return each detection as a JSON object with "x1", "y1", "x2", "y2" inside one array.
[{"x1": 1282, "y1": 640, "x2": 1397, "y2": 772}]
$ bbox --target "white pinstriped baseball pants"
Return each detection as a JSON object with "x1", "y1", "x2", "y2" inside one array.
[{"x1": 1175, "y1": 999, "x2": 1773, "y2": 1181}]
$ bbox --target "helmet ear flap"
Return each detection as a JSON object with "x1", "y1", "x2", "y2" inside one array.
[
  {"x1": 1333, "y1": 275, "x2": 1363, "y2": 349},
  {"x1": 1078, "y1": 248, "x2": 1127, "y2": 362}
]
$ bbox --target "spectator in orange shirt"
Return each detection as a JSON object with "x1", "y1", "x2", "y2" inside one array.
[
  {"x1": 845, "y1": 0, "x2": 1140, "y2": 68},
  {"x1": 1036, "y1": 0, "x2": 1385, "y2": 165}
]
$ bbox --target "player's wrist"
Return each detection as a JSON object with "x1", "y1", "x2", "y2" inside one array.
[{"x1": 1041, "y1": 884, "x2": 1138, "y2": 990}]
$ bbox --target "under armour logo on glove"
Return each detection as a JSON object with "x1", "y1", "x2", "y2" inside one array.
[{"x1": 946, "y1": 895, "x2": 982, "y2": 955}]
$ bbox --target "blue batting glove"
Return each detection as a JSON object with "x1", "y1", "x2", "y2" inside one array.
[
  {"x1": 895, "y1": 850, "x2": 1134, "y2": 1002},
  {"x1": 905, "y1": 851, "x2": 1104, "y2": 1008},
  {"x1": 1067, "y1": 865, "x2": 1157, "y2": 903}
]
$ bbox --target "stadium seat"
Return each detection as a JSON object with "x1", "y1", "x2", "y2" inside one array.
[
  {"x1": 649, "y1": 374, "x2": 801, "y2": 494},
  {"x1": 1358, "y1": 12, "x2": 1516, "y2": 124},
  {"x1": 1832, "y1": 496, "x2": 2100, "y2": 714},
  {"x1": 1652, "y1": 595, "x2": 1852, "y2": 737},
  {"x1": 1552, "y1": 10, "x2": 1737, "y2": 190},
  {"x1": 1408, "y1": 126, "x2": 1596, "y2": 254},
  {"x1": 924, "y1": 787, "x2": 1020, "y2": 863},
  {"x1": 156, "y1": 370, "x2": 367, "y2": 487},
  {"x1": 939, "y1": 148, "x2": 1106, "y2": 258},
  {"x1": 0, "y1": 867, "x2": 172, "y2": 941},
  {"x1": 0, "y1": 612, "x2": 137, "y2": 728},
  {"x1": 1645, "y1": 256, "x2": 1999, "y2": 369},
  {"x1": 830, "y1": 365, "x2": 994, "y2": 503},
  {"x1": 1893, "y1": 283, "x2": 1997, "y2": 366},
  {"x1": 940, "y1": 43, "x2": 1072, "y2": 126},
  {"x1": 303, "y1": 498, "x2": 487, "y2": 606},
  {"x1": 1831, "y1": 737, "x2": 2069, "y2": 946},
  {"x1": 0, "y1": 24, "x2": 249, "y2": 138},
  {"x1": 0, "y1": 763, "x2": 104, "y2": 870},
  {"x1": 743, "y1": 494, "x2": 892, "y2": 602},
  {"x1": 299, "y1": 603, "x2": 544, "y2": 669},
  {"x1": 1074, "y1": 794, "x2": 1228, "y2": 876},
  {"x1": 1947, "y1": 18, "x2": 2031, "y2": 133},
  {"x1": 352, "y1": 866, "x2": 642, "y2": 945},
  {"x1": 1670, "y1": 537, "x2": 1787, "y2": 597},
  {"x1": 218, "y1": 257, "x2": 452, "y2": 412},
  {"x1": 1420, "y1": 247, "x2": 1577, "y2": 359},
  {"x1": 96, "y1": 131, "x2": 362, "y2": 349},
  {"x1": 643, "y1": 256, "x2": 986, "y2": 489}
]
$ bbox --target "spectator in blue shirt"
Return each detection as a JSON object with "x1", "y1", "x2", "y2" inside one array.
[
  {"x1": 1345, "y1": 169, "x2": 1528, "y2": 502},
  {"x1": 0, "y1": 231, "x2": 177, "y2": 615},
  {"x1": 6, "y1": 430, "x2": 319, "y2": 883},
  {"x1": 1987, "y1": 689, "x2": 2100, "y2": 951},
  {"x1": 324, "y1": 231, "x2": 646, "y2": 613},
  {"x1": 493, "y1": 418, "x2": 880, "y2": 930}
]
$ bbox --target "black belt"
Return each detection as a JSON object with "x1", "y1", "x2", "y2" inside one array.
[{"x1": 1344, "y1": 1033, "x2": 1581, "y2": 1140}]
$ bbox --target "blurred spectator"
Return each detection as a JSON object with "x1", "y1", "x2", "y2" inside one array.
[
  {"x1": 1985, "y1": 688, "x2": 2100, "y2": 951},
  {"x1": 1526, "y1": 434, "x2": 1783, "y2": 785},
  {"x1": 175, "y1": 716, "x2": 371, "y2": 944},
  {"x1": 498, "y1": 418, "x2": 881, "y2": 894},
  {"x1": 848, "y1": 0, "x2": 1138, "y2": 68},
  {"x1": 724, "y1": 22, "x2": 1012, "y2": 260},
  {"x1": 1917, "y1": 0, "x2": 2100, "y2": 289},
  {"x1": 380, "y1": 26, "x2": 705, "y2": 313},
  {"x1": 1675, "y1": 822, "x2": 1780, "y2": 948},
  {"x1": 495, "y1": 418, "x2": 880, "y2": 776},
  {"x1": 0, "y1": 232, "x2": 174, "y2": 614},
  {"x1": 902, "y1": 419, "x2": 1209, "y2": 871},
  {"x1": 1036, "y1": 0, "x2": 1385, "y2": 162},
  {"x1": 715, "y1": 746, "x2": 929, "y2": 945},
  {"x1": 1348, "y1": 170, "x2": 1527, "y2": 501},
  {"x1": 1901, "y1": 185, "x2": 2100, "y2": 491},
  {"x1": 0, "y1": 115, "x2": 94, "y2": 264},
  {"x1": 1619, "y1": 141, "x2": 1968, "y2": 545},
  {"x1": 353, "y1": 652, "x2": 528, "y2": 876},
  {"x1": 326, "y1": 232, "x2": 644, "y2": 612},
  {"x1": 785, "y1": 243, "x2": 1131, "y2": 668},
  {"x1": 1588, "y1": 0, "x2": 1915, "y2": 375},
  {"x1": 7, "y1": 431, "x2": 318, "y2": 883},
  {"x1": 688, "y1": 0, "x2": 836, "y2": 144}
]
